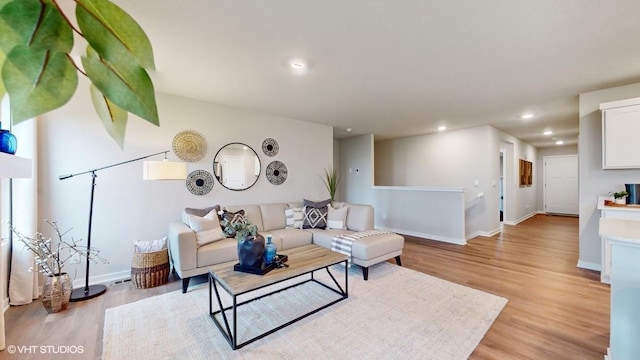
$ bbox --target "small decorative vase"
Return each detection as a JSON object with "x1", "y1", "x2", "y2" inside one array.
[
  {"x1": 264, "y1": 234, "x2": 277, "y2": 265},
  {"x1": 237, "y1": 234, "x2": 265, "y2": 268},
  {"x1": 0, "y1": 122, "x2": 17, "y2": 155},
  {"x1": 615, "y1": 198, "x2": 626, "y2": 205},
  {"x1": 42, "y1": 273, "x2": 72, "y2": 314}
]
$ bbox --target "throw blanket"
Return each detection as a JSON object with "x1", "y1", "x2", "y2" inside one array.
[{"x1": 331, "y1": 230, "x2": 394, "y2": 266}]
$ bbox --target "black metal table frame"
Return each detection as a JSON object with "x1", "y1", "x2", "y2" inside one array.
[{"x1": 208, "y1": 258, "x2": 348, "y2": 350}]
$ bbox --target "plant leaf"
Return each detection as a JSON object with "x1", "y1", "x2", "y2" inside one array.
[
  {"x1": 0, "y1": 0, "x2": 73, "y2": 54},
  {"x1": 82, "y1": 46, "x2": 158, "y2": 125},
  {"x1": 89, "y1": 84, "x2": 128, "y2": 148},
  {"x1": 76, "y1": 0, "x2": 155, "y2": 70},
  {"x1": 2, "y1": 44, "x2": 77, "y2": 123}
]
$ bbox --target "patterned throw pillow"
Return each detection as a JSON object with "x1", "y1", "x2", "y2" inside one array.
[
  {"x1": 302, "y1": 199, "x2": 331, "y2": 229},
  {"x1": 219, "y1": 209, "x2": 247, "y2": 238},
  {"x1": 285, "y1": 207, "x2": 305, "y2": 229}
]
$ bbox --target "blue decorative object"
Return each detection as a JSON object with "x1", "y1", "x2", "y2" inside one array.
[
  {"x1": 264, "y1": 234, "x2": 277, "y2": 265},
  {"x1": 0, "y1": 122, "x2": 17, "y2": 155}
]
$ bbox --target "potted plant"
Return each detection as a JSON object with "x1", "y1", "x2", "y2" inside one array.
[
  {"x1": 219, "y1": 215, "x2": 265, "y2": 268},
  {"x1": 321, "y1": 167, "x2": 341, "y2": 201},
  {"x1": 9, "y1": 220, "x2": 107, "y2": 313},
  {"x1": 613, "y1": 191, "x2": 629, "y2": 205}
]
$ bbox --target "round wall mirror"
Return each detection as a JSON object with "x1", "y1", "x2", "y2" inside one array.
[{"x1": 213, "y1": 142, "x2": 261, "y2": 191}]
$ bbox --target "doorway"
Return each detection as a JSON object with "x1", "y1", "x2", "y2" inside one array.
[
  {"x1": 544, "y1": 155, "x2": 578, "y2": 215},
  {"x1": 500, "y1": 150, "x2": 506, "y2": 222}
]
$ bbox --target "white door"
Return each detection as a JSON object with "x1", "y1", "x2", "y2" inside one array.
[
  {"x1": 544, "y1": 155, "x2": 578, "y2": 215},
  {"x1": 221, "y1": 155, "x2": 246, "y2": 188}
]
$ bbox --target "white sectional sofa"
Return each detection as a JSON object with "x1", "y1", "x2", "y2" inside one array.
[{"x1": 168, "y1": 201, "x2": 405, "y2": 293}]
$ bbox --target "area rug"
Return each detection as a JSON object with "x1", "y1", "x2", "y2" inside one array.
[{"x1": 102, "y1": 263, "x2": 507, "y2": 360}]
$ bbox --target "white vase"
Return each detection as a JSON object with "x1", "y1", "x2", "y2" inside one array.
[{"x1": 615, "y1": 198, "x2": 627, "y2": 205}]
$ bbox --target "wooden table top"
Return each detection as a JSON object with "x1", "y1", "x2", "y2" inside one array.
[{"x1": 209, "y1": 244, "x2": 347, "y2": 295}]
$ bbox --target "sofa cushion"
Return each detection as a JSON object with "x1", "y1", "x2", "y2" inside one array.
[
  {"x1": 310, "y1": 229, "x2": 356, "y2": 250},
  {"x1": 224, "y1": 204, "x2": 264, "y2": 231},
  {"x1": 285, "y1": 207, "x2": 304, "y2": 229},
  {"x1": 344, "y1": 204, "x2": 374, "y2": 232},
  {"x1": 327, "y1": 204, "x2": 348, "y2": 230},
  {"x1": 269, "y1": 229, "x2": 313, "y2": 250},
  {"x1": 188, "y1": 210, "x2": 225, "y2": 246},
  {"x1": 260, "y1": 203, "x2": 288, "y2": 231},
  {"x1": 196, "y1": 238, "x2": 238, "y2": 267}
]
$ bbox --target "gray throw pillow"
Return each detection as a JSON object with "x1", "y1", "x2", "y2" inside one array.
[{"x1": 302, "y1": 199, "x2": 330, "y2": 229}]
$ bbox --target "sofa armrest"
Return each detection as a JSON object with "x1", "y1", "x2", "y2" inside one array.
[{"x1": 168, "y1": 221, "x2": 198, "y2": 272}]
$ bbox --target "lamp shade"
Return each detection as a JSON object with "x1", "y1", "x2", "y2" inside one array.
[{"x1": 143, "y1": 160, "x2": 187, "y2": 180}]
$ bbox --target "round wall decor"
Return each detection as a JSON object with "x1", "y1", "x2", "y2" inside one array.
[
  {"x1": 262, "y1": 138, "x2": 279, "y2": 157},
  {"x1": 173, "y1": 130, "x2": 208, "y2": 162},
  {"x1": 266, "y1": 161, "x2": 287, "y2": 185},
  {"x1": 186, "y1": 170, "x2": 214, "y2": 195}
]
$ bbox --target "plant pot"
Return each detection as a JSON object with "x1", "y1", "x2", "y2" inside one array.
[
  {"x1": 237, "y1": 235, "x2": 265, "y2": 268},
  {"x1": 615, "y1": 198, "x2": 627, "y2": 205},
  {"x1": 42, "y1": 273, "x2": 72, "y2": 313}
]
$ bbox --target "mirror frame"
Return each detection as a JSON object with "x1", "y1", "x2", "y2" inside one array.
[{"x1": 212, "y1": 142, "x2": 261, "y2": 191}]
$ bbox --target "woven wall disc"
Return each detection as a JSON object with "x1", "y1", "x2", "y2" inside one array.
[
  {"x1": 266, "y1": 161, "x2": 287, "y2": 185},
  {"x1": 262, "y1": 138, "x2": 279, "y2": 157},
  {"x1": 186, "y1": 170, "x2": 214, "y2": 195},
  {"x1": 172, "y1": 130, "x2": 207, "y2": 162}
]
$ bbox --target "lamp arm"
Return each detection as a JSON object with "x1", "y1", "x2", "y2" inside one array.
[{"x1": 58, "y1": 151, "x2": 169, "y2": 180}]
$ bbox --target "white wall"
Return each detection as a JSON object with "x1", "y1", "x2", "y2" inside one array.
[
  {"x1": 578, "y1": 82, "x2": 640, "y2": 270},
  {"x1": 535, "y1": 145, "x2": 578, "y2": 212},
  {"x1": 37, "y1": 86, "x2": 333, "y2": 286}
]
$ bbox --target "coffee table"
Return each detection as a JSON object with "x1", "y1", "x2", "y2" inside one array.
[{"x1": 208, "y1": 244, "x2": 348, "y2": 350}]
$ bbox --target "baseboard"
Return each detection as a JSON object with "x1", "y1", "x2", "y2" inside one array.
[
  {"x1": 503, "y1": 212, "x2": 537, "y2": 226},
  {"x1": 72, "y1": 269, "x2": 131, "y2": 289},
  {"x1": 376, "y1": 225, "x2": 466, "y2": 245},
  {"x1": 576, "y1": 260, "x2": 601, "y2": 272},
  {"x1": 467, "y1": 226, "x2": 502, "y2": 240}
]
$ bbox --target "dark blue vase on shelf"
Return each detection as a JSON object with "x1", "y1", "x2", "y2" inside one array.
[
  {"x1": 0, "y1": 122, "x2": 17, "y2": 155},
  {"x1": 264, "y1": 234, "x2": 277, "y2": 265}
]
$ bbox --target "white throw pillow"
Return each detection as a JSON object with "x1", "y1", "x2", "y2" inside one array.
[
  {"x1": 285, "y1": 207, "x2": 305, "y2": 229},
  {"x1": 327, "y1": 204, "x2": 348, "y2": 230},
  {"x1": 134, "y1": 237, "x2": 167, "y2": 253},
  {"x1": 188, "y1": 210, "x2": 225, "y2": 246}
]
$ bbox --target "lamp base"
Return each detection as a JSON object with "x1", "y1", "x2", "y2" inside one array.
[{"x1": 70, "y1": 284, "x2": 107, "y2": 302}]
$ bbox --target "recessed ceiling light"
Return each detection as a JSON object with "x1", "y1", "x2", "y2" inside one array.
[
  {"x1": 544, "y1": 130, "x2": 553, "y2": 135},
  {"x1": 288, "y1": 58, "x2": 308, "y2": 73},
  {"x1": 346, "y1": 128, "x2": 352, "y2": 132},
  {"x1": 556, "y1": 140, "x2": 564, "y2": 145},
  {"x1": 438, "y1": 126, "x2": 447, "y2": 131},
  {"x1": 521, "y1": 113, "x2": 534, "y2": 119}
]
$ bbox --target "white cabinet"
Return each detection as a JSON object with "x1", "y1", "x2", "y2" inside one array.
[
  {"x1": 597, "y1": 196, "x2": 640, "y2": 284},
  {"x1": 600, "y1": 97, "x2": 640, "y2": 169}
]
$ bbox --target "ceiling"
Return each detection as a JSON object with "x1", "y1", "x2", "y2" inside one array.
[{"x1": 107, "y1": 1, "x2": 640, "y2": 147}]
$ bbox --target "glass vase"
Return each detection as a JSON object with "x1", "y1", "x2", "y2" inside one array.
[
  {"x1": 264, "y1": 234, "x2": 277, "y2": 265},
  {"x1": 0, "y1": 122, "x2": 17, "y2": 155}
]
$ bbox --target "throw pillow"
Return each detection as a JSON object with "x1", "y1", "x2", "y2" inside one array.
[
  {"x1": 327, "y1": 204, "x2": 348, "y2": 230},
  {"x1": 182, "y1": 205, "x2": 220, "y2": 225},
  {"x1": 219, "y1": 209, "x2": 247, "y2": 238},
  {"x1": 302, "y1": 204, "x2": 329, "y2": 229},
  {"x1": 133, "y1": 237, "x2": 167, "y2": 253},
  {"x1": 187, "y1": 210, "x2": 225, "y2": 246},
  {"x1": 285, "y1": 207, "x2": 305, "y2": 229},
  {"x1": 303, "y1": 198, "x2": 332, "y2": 208}
]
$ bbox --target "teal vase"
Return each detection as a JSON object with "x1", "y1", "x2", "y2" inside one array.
[
  {"x1": 264, "y1": 234, "x2": 277, "y2": 265},
  {"x1": 0, "y1": 122, "x2": 17, "y2": 155}
]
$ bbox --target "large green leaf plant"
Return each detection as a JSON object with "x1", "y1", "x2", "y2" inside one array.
[{"x1": 0, "y1": 0, "x2": 158, "y2": 148}]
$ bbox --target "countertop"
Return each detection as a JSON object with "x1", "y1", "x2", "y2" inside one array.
[{"x1": 597, "y1": 196, "x2": 640, "y2": 212}]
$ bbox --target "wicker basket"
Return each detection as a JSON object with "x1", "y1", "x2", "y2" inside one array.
[{"x1": 131, "y1": 248, "x2": 169, "y2": 289}]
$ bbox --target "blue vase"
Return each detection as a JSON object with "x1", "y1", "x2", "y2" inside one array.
[
  {"x1": 264, "y1": 234, "x2": 277, "y2": 265},
  {"x1": 0, "y1": 122, "x2": 17, "y2": 155}
]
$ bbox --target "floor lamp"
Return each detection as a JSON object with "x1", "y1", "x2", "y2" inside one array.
[{"x1": 59, "y1": 150, "x2": 187, "y2": 302}]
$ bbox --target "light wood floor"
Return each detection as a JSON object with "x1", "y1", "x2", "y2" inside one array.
[{"x1": 1, "y1": 214, "x2": 609, "y2": 359}]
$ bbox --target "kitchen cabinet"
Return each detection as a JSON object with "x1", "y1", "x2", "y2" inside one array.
[{"x1": 600, "y1": 97, "x2": 640, "y2": 169}]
